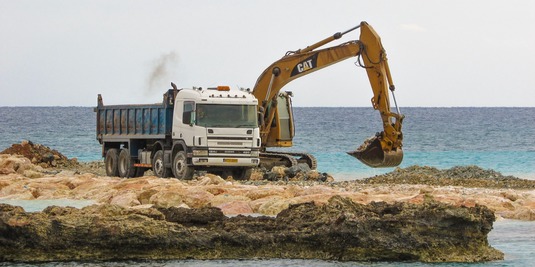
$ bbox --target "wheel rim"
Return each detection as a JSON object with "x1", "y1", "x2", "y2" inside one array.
[
  {"x1": 154, "y1": 158, "x2": 164, "y2": 176},
  {"x1": 174, "y1": 155, "x2": 186, "y2": 176}
]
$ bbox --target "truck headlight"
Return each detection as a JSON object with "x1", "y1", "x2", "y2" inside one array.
[{"x1": 193, "y1": 149, "x2": 209, "y2": 157}]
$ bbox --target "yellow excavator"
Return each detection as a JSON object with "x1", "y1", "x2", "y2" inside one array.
[{"x1": 253, "y1": 21, "x2": 404, "y2": 169}]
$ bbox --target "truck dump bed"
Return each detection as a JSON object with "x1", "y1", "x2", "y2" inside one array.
[{"x1": 95, "y1": 90, "x2": 174, "y2": 143}]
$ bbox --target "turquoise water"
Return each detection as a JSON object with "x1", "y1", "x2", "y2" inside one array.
[
  {"x1": 0, "y1": 107, "x2": 534, "y2": 179},
  {"x1": 314, "y1": 150, "x2": 535, "y2": 180},
  {"x1": 0, "y1": 199, "x2": 95, "y2": 212},
  {"x1": 287, "y1": 107, "x2": 535, "y2": 179}
]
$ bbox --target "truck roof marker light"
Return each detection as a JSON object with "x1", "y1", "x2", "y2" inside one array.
[{"x1": 217, "y1": 86, "x2": 230, "y2": 91}]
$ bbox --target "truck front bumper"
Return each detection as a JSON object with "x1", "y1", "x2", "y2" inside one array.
[{"x1": 191, "y1": 157, "x2": 260, "y2": 167}]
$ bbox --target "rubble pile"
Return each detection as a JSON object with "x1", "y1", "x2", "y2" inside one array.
[
  {"x1": 0, "y1": 141, "x2": 78, "y2": 168},
  {"x1": 363, "y1": 165, "x2": 535, "y2": 189},
  {"x1": 253, "y1": 164, "x2": 334, "y2": 182}
]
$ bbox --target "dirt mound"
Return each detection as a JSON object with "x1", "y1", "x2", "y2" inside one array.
[
  {"x1": 363, "y1": 165, "x2": 535, "y2": 189},
  {"x1": 0, "y1": 141, "x2": 78, "y2": 168}
]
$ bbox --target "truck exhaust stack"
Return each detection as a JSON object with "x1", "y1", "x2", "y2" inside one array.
[{"x1": 347, "y1": 136, "x2": 403, "y2": 168}]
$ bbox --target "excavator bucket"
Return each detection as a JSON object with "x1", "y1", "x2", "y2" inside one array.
[{"x1": 347, "y1": 136, "x2": 403, "y2": 168}]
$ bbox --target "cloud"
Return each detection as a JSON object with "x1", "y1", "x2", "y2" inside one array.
[{"x1": 399, "y1": 23, "x2": 427, "y2": 32}]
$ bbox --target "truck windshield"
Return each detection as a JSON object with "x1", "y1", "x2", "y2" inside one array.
[{"x1": 196, "y1": 104, "x2": 257, "y2": 128}]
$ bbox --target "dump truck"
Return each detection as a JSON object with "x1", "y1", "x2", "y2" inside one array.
[{"x1": 95, "y1": 84, "x2": 261, "y2": 180}]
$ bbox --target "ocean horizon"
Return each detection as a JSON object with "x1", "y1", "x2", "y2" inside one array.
[{"x1": 1, "y1": 106, "x2": 534, "y2": 180}]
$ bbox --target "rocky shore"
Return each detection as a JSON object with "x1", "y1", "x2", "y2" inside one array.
[
  {"x1": 1, "y1": 141, "x2": 534, "y2": 262},
  {"x1": 2, "y1": 152, "x2": 533, "y2": 220},
  {"x1": 1, "y1": 196, "x2": 503, "y2": 262}
]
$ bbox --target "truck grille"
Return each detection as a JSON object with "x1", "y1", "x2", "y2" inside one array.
[
  {"x1": 216, "y1": 141, "x2": 243, "y2": 146},
  {"x1": 207, "y1": 135, "x2": 253, "y2": 148},
  {"x1": 209, "y1": 150, "x2": 251, "y2": 155}
]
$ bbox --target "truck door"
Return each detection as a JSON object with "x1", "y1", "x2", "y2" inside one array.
[{"x1": 179, "y1": 100, "x2": 205, "y2": 149}]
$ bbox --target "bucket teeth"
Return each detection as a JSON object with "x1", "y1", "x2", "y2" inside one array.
[{"x1": 347, "y1": 137, "x2": 403, "y2": 168}]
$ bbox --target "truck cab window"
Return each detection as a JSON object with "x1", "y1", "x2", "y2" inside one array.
[
  {"x1": 196, "y1": 104, "x2": 257, "y2": 128},
  {"x1": 183, "y1": 101, "x2": 194, "y2": 125}
]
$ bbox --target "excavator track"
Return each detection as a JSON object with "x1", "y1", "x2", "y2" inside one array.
[
  {"x1": 260, "y1": 152, "x2": 298, "y2": 169},
  {"x1": 285, "y1": 152, "x2": 318, "y2": 170},
  {"x1": 260, "y1": 152, "x2": 317, "y2": 170}
]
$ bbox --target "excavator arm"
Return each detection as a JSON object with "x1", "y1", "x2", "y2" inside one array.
[{"x1": 252, "y1": 21, "x2": 404, "y2": 168}]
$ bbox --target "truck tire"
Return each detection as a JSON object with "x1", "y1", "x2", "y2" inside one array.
[
  {"x1": 118, "y1": 148, "x2": 136, "y2": 178},
  {"x1": 172, "y1": 151, "x2": 193, "y2": 180},
  {"x1": 105, "y1": 148, "x2": 119, "y2": 177},
  {"x1": 152, "y1": 150, "x2": 171, "y2": 178},
  {"x1": 236, "y1": 167, "x2": 252, "y2": 180}
]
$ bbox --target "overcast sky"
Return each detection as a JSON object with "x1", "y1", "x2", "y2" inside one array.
[{"x1": 1, "y1": 0, "x2": 534, "y2": 107}]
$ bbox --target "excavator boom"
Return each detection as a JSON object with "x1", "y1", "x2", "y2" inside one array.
[{"x1": 253, "y1": 21, "x2": 404, "y2": 168}]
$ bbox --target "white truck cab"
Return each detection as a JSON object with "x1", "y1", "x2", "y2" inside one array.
[{"x1": 170, "y1": 86, "x2": 261, "y2": 179}]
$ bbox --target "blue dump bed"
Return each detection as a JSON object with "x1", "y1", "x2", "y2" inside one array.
[{"x1": 95, "y1": 90, "x2": 174, "y2": 143}]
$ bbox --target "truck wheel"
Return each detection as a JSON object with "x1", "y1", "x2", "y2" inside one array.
[
  {"x1": 235, "y1": 168, "x2": 252, "y2": 180},
  {"x1": 118, "y1": 149, "x2": 136, "y2": 178},
  {"x1": 152, "y1": 150, "x2": 171, "y2": 178},
  {"x1": 172, "y1": 151, "x2": 193, "y2": 180},
  {"x1": 105, "y1": 148, "x2": 119, "y2": 177},
  {"x1": 221, "y1": 170, "x2": 233, "y2": 180}
]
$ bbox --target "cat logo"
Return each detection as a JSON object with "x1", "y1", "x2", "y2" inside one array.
[{"x1": 291, "y1": 53, "x2": 319, "y2": 77}]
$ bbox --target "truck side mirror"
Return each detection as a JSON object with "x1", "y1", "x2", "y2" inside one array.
[{"x1": 190, "y1": 112, "x2": 195, "y2": 126}]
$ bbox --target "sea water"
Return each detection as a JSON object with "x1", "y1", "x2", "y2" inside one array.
[
  {"x1": 1, "y1": 107, "x2": 533, "y2": 179},
  {"x1": 1, "y1": 106, "x2": 534, "y2": 266}
]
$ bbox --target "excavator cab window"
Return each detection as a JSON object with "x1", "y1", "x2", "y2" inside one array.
[{"x1": 277, "y1": 93, "x2": 294, "y2": 141}]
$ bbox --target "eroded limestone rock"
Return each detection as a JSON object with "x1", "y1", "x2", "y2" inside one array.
[{"x1": 0, "y1": 196, "x2": 503, "y2": 263}]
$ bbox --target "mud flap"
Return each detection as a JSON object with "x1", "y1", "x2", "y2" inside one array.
[{"x1": 347, "y1": 137, "x2": 403, "y2": 168}]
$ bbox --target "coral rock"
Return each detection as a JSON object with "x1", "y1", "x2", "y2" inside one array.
[{"x1": 0, "y1": 196, "x2": 503, "y2": 262}]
